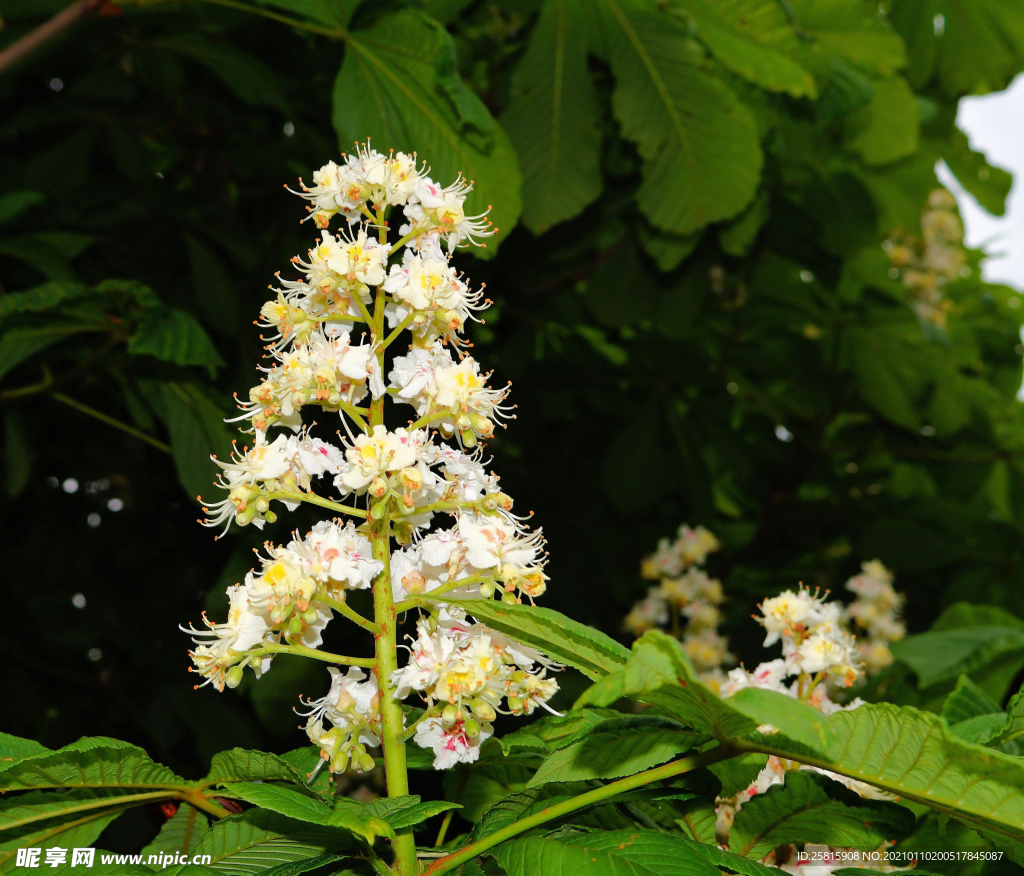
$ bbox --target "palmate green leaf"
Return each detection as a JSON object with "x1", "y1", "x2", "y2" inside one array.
[
  {"x1": 202, "y1": 748, "x2": 307, "y2": 787},
  {"x1": 140, "y1": 804, "x2": 209, "y2": 858},
  {"x1": 0, "y1": 737, "x2": 185, "y2": 792},
  {"x1": 501, "y1": 0, "x2": 602, "y2": 234},
  {"x1": 599, "y1": 0, "x2": 762, "y2": 235},
  {"x1": 890, "y1": 625, "x2": 1024, "y2": 687},
  {"x1": 223, "y1": 783, "x2": 393, "y2": 843},
  {"x1": 128, "y1": 308, "x2": 223, "y2": 375},
  {"x1": 940, "y1": 127, "x2": 1013, "y2": 216},
  {"x1": 673, "y1": 0, "x2": 816, "y2": 97},
  {"x1": 728, "y1": 770, "x2": 914, "y2": 859},
  {"x1": 333, "y1": 10, "x2": 521, "y2": 252},
  {"x1": 526, "y1": 716, "x2": 701, "y2": 787},
  {"x1": 495, "y1": 828, "x2": 723, "y2": 876},
  {"x1": 437, "y1": 599, "x2": 630, "y2": 680},
  {"x1": 754, "y1": 702, "x2": 1024, "y2": 844},
  {"x1": 192, "y1": 809, "x2": 359, "y2": 876},
  {"x1": 890, "y1": 0, "x2": 1024, "y2": 98}
]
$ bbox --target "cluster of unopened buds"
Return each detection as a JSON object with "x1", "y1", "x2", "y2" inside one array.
[
  {"x1": 883, "y1": 188, "x2": 967, "y2": 328},
  {"x1": 183, "y1": 142, "x2": 558, "y2": 776},
  {"x1": 716, "y1": 580, "x2": 907, "y2": 874},
  {"x1": 625, "y1": 524, "x2": 732, "y2": 691}
]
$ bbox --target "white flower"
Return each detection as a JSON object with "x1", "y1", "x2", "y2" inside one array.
[
  {"x1": 624, "y1": 588, "x2": 669, "y2": 636},
  {"x1": 334, "y1": 426, "x2": 421, "y2": 494},
  {"x1": 459, "y1": 514, "x2": 547, "y2": 597},
  {"x1": 182, "y1": 584, "x2": 271, "y2": 691},
  {"x1": 758, "y1": 588, "x2": 818, "y2": 647},
  {"x1": 301, "y1": 520, "x2": 382, "y2": 589},
  {"x1": 403, "y1": 175, "x2": 495, "y2": 249},
  {"x1": 391, "y1": 617, "x2": 460, "y2": 699},
  {"x1": 414, "y1": 716, "x2": 491, "y2": 770}
]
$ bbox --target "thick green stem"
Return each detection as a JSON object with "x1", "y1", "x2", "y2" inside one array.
[
  {"x1": 423, "y1": 745, "x2": 738, "y2": 875},
  {"x1": 366, "y1": 234, "x2": 420, "y2": 876}
]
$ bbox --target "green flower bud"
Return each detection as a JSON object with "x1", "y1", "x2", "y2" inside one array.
[
  {"x1": 330, "y1": 752, "x2": 349, "y2": 774},
  {"x1": 470, "y1": 697, "x2": 496, "y2": 722},
  {"x1": 359, "y1": 752, "x2": 376, "y2": 773},
  {"x1": 288, "y1": 616, "x2": 304, "y2": 637},
  {"x1": 464, "y1": 718, "x2": 481, "y2": 738},
  {"x1": 479, "y1": 582, "x2": 496, "y2": 599},
  {"x1": 303, "y1": 606, "x2": 319, "y2": 624},
  {"x1": 441, "y1": 705, "x2": 460, "y2": 727},
  {"x1": 370, "y1": 502, "x2": 386, "y2": 520},
  {"x1": 264, "y1": 509, "x2": 278, "y2": 524},
  {"x1": 501, "y1": 590, "x2": 518, "y2": 605},
  {"x1": 225, "y1": 666, "x2": 244, "y2": 688}
]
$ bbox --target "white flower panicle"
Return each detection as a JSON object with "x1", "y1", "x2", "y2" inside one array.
[
  {"x1": 627, "y1": 525, "x2": 731, "y2": 691},
  {"x1": 842, "y1": 559, "x2": 905, "y2": 673},
  {"x1": 756, "y1": 586, "x2": 860, "y2": 686},
  {"x1": 715, "y1": 581, "x2": 906, "y2": 875},
  {"x1": 187, "y1": 143, "x2": 555, "y2": 777},
  {"x1": 883, "y1": 188, "x2": 966, "y2": 328},
  {"x1": 392, "y1": 613, "x2": 559, "y2": 768}
]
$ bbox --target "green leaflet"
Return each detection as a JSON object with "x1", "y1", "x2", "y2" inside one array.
[
  {"x1": 940, "y1": 126, "x2": 1013, "y2": 216},
  {"x1": 221, "y1": 783, "x2": 393, "y2": 843},
  {"x1": 576, "y1": 630, "x2": 834, "y2": 759},
  {"x1": 192, "y1": 809, "x2": 360, "y2": 875},
  {"x1": 672, "y1": 835, "x2": 786, "y2": 876},
  {"x1": 0, "y1": 325, "x2": 101, "y2": 381},
  {"x1": 0, "y1": 737, "x2": 185, "y2": 792},
  {"x1": 526, "y1": 716, "x2": 702, "y2": 787},
  {"x1": 728, "y1": 770, "x2": 914, "y2": 858},
  {"x1": 674, "y1": 0, "x2": 816, "y2": 97},
  {"x1": 752, "y1": 702, "x2": 1024, "y2": 843},
  {"x1": 149, "y1": 381, "x2": 235, "y2": 503},
  {"x1": 333, "y1": 10, "x2": 522, "y2": 252},
  {"x1": 890, "y1": 0, "x2": 1024, "y2": 97},
  {"x1": 202, "y1": 748, "x2": 308, "y2": 787},
  {"x1": 600, "y1": 0, "x2": 763, "y2": 234},
  {"x1": 501, "y1": 0, "x2": 603, "y2": 233},
  {"x1": 941, "y1": 675, "x2": 1004, "y2": 725},
  {"x1": 844, "y1": 76, "x2": 920, "y2": 165},
  {"x1": 362, "y1": 795, "x2": 461, "y2": 830},
  {"x1": 254, "y1": 854, "x2": 351, "y2": 876},
  {"x1": 0, "y1": 809, "x2": 124, "y2": 870},
  {"x1": 434, "y1": 599, "x2": 630, "y2": 680},
  {"x1": 890, "y1": 624, "x2": 1024, "y2": 687},
  {"x1": 140, "y1": 804, "x2": 209, "y2": 858},
  {"x1": 128, "y1": 308, "x2": 223, "y2": 375},
  {"x1": 0, "y1": 190, "x2": 43, "y2": 225},
  {"x1": 0, "y1": 734, "x2": 49, "y2": 761},
  {"x1": 495, "y1": 828, "x2": 725, "y2": 876}
]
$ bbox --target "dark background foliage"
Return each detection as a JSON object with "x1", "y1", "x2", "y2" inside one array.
[{"x1": 3, "y1": 0, "x2": 1024, "y2": 794}]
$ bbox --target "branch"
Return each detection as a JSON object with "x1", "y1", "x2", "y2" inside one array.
[
  {"x1": 323, "y1": 594, "x2": 382, "y2": 635},
  {"x1": 50, "y1": 392, "x2": 173, "y2": 454},
  {"x1": 250, "y1": 642, "x2": 375, "y2": 667},
  {"x1": 423, "y1": 745, "x2": 738, "y2": 875},
  {"x1": 269, "y1": 491, "x2": 366, "y2": 518},
  {"x1": 0, "y1": 0, "x2": 103, "y2": 76}
]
